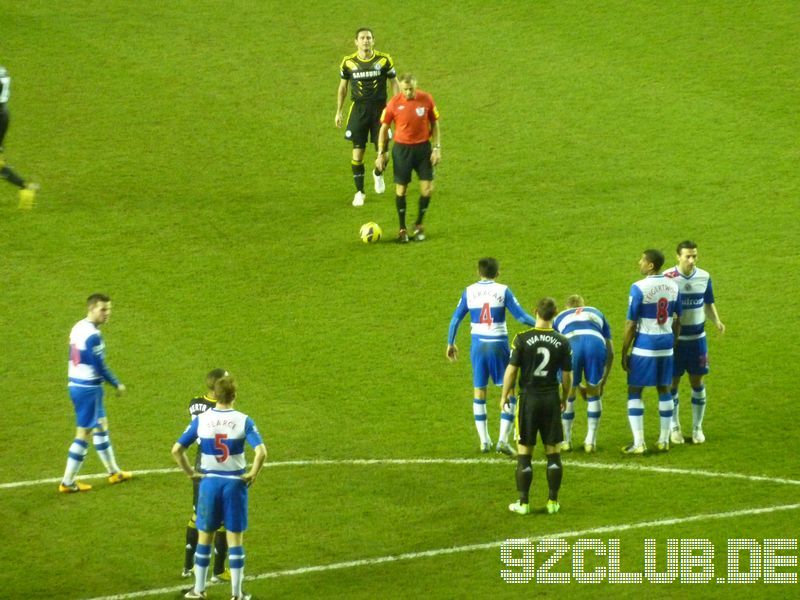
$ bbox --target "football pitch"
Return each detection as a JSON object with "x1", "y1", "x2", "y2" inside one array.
[{"x1": 2, "y1": 1, "x2": 799, "y2": 598}]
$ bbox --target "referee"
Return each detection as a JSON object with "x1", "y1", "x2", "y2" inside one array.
[
  {"x1": 335, "y1": 28, "x2": 399, "y2": 207},
  {"x1": 501, "y1": 297, "x2": 572, "y2": 515},
  {"x1": 375, "y1": 73, "x2": 441, "y2": 243}
]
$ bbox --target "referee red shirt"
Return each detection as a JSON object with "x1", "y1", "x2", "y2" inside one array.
[{"x1": 380, "y1": 90, "x2": 439, "y2": 144}]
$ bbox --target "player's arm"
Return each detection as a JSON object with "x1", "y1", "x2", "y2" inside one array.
[
  {"x1": 446, "y1": 292, "x2": 469, "y2": 361},
  {"x1": 621, "y1": 320, "x2": 637, "y2": 372},
  {"x1": 335, "y1": 79, "x2": 349, "y2": 127},
  {"x1": 505, "y1": 289, "x2": 536, "y2": 327},
  {"x1": 500, "y1": 363, "x2": 519, "y2": 410},
  {"x1": 704, "y1": 303, "x2": 725, "y2": 334},
  {"x1": 671, "y1": 313, "x2": 681, "y2": 345},
  {"x1": 560, "y1": 370, "x2": 572, "y2": 411},
  {"x1": 87, "y1": 334, "x2": 125, "y2": 394},
  {"x1": 242, "y1": 443, "x2": 267, "y2": 486},
  {"x1": 601, "y1": 339, "x2": 614, "y2": 392},
  {"x1": 172, "y1": 419, "x2": 203, "y2": 478}
]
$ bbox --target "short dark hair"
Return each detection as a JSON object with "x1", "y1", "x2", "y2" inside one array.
[
  {"x1": 643, "y1": 249, "x2": 665, "y2": 272},
  {"x1": 87, "y1": 293, "x2": 110, "y2": 308},
  {"x1": 206, "y1": 368, "x2": 229, "y2": 390},
  {"x1": 355, "y1": 27, "x2": 373, "y2": 38},
  {"x1": 398, "y1": 73, "x2": 417, "y2": 84},
  {"x1": 478, "y1": 257, "x2": 499, "y2": 279},
  {"x1": 565, "y1": 294, "x2": 584, "y2": 308},
  {"x1": 214, "y1": 376, "x2": 237, "y2": 404},
  {"x1": 536, "y1": 297, "x2": 558, "y2": 321},
  {"x1": 676, "y1": 240, "x2": 697, "y2": 255}
]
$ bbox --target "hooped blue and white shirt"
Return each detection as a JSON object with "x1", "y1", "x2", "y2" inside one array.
[
  {"x1": 448, "y1": 280, "x2": 535, "y2": 344},
  {"x1": 178, "y1": 408, "x2": 264, "y2": 479},
  {"x1": 627, "y1": 275, "x2": 682, "y2": 357},
  {"x1": 68, "y1": 319, "x2": 119, "y2": 388},
  {"x1": 663, "y1": 266, "x2": 715, "y2": 341}
]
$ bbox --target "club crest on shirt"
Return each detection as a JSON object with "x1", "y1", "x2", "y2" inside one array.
[{"x1": 415, "y1": 107, "x2": 425, "y2": 116}]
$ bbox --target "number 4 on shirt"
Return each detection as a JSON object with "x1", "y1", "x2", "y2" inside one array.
[{"x1": 480, "y1": 303, "x2": 493, "y2": 326}]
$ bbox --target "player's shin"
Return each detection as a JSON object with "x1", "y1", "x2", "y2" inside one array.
[
  {"x1": 351, "y1": 159, "x2": 365, "y2": 192},
  {"x1": 229, "y1": 546, "x2": 245, "y2": 597},
  {"x1": 561, "y1": 396, "x2": 575, "y2": 443},
  {"x1": 93, "y1": 429, "x2": 121, "y2": 473},
  {"x1": 498, "y1": 396, "x2": 516, "y2": 443},
  {"x1": 193, "y1": 544, "x2": 211, "y2": 592},
  {"x1": 691, "y1": 386, "x2": 706, "y2": 429},
  {"x1": 516, "y1": 455, "x2": 532, "y2": 504},
  {"x1": 658, "y1": 393, "x2": 674, "y2": 444},
  {"x1": 627, "y1": 394, "x2": 645, "y2": 447},
  {"x1": 545, "y1": 453, "x2": 562, "y2": 501},
  {"x1": 671, "y1": 388, "x2": 681, "y2": 429},
  {"x1": 472, "y1": 399, "x2": 490, "y2": 446},
  {"x1": 62, "y1": 438, "x2": 89, "y2": 485},
  {"x1": 586, "y1": 396, "x2": 602, "y2": 446},
  {"x1": 213, "y1": 531, "x2": 228, "y2": 576},
  {"x1": 185, "y1": 521, "x2": 199, "y2": 572}
]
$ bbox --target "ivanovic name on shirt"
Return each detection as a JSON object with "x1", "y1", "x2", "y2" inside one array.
[{"x1": 524, "y1": 333, "x2": 564, "y2": 348}]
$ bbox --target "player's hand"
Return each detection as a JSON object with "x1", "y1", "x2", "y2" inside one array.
[
  {"x1": 446, "y1": 344, "x2": 458, "y2": 361},
  {"x1": 189, "y1": 471, "x2": 204, "y2": 480},
  {"x1": 621, "y1": 354, "x2": 630, "y2": 372},
  {"x1": 431, "y1": 147, "x2": 441, "y2": 166},
  {"x1": 335, "y1": 112, "x2": 343, "y2": 127},
  {"x1": 716, "y1": 321, "x2": 726, "y2": 334},
  {"x1": 116, "y1": 383, "x2": 127, "y2": 396},
  {"x1": 242, "y1": 472, "x2": 258, "y2": 487},
  {"x1": 375, "y1": 155, "x2": 386, "y2": 171}
]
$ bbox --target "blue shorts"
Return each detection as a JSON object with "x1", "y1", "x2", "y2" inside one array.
[
  {"x1": 69, "y1": 385, "x2": 106, "y2": 429},
  {"x1": 569, "y1": 336, "x2": 607, "y2": 387},
  {"x1": 196, "y1": 476, "x2": 248, "y2": 533},
  {"x1": 470, "y1": 338, "x2": 509, "y2": 389},
  {"x1": 628, "y1": 354, "x2": 673, "y2": 388},
  {"x1": 673, "y1": 338, "x2": 709, "y2": 377}
]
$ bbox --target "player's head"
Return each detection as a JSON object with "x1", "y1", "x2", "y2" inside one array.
[
  {"x1": 477, "y1": 257, "x2": 499, "y2": 279},
  {"x1": 0, "y1": 66, "x2": 7, "y2": 78},
  {"x1": 398, "y1": 73, "x2": 418, "y2": 99},
  {"x1": 86, "y1": 293, "x2": 112, "y2": 325},
  {"x1": 206, "y1": 368, "x2": 229, "y2": 392},
  {"x1": 535, "y1": 297, "x2": 558, "y2": 322},
  {"x1": 676, "y1": 240, "x2": 698, "y2": 273},
  {"x1": 354, "y1": 28, "x2": 374, "y2": 52},
  {"x1": 565, "y1": 294, "x2": 585, "y2": 308},
  {"x1": 640, "y1": 249, "x2": 664, "y2": 275},
  {"x1": 214, "y1": 376, "x2": 237, "y2": 406}
]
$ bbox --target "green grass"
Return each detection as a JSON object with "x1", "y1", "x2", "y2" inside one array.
[{"x1": 1, "y1": 1, "x2": 799, "y2": 598}]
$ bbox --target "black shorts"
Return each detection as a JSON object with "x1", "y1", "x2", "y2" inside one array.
[
  {"x1": 345, "y1": 101, "x2": 389, "y2": 148},
  {"x1": 515, "y1": 388, "x2": 564, "y2": 447},
  {"x1": 392, "y1": 141, "x2": 434, "y2": 185}
]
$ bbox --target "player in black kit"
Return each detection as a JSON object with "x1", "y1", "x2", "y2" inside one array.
[{"x1": 501, "y1": 298, "x2": 572, "y2": 516}]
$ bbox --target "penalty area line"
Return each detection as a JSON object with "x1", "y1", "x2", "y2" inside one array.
[
  {"x1": 83, "y1": 501, "x2": 800, "y2": 600},
  {"x1": 3, "y1": 458, "x2": 800, "y2": 490}
]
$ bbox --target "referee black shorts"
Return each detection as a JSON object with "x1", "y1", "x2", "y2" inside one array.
[
  {"x1": 345, "y1": 101, "x2": 388, "y2": 149},
  {"x1": 392, "y1": 141, "x2": 434, "y2": 185},
  {"x1": 515, "y1": 388, "x2": 564, "y2": 447}
]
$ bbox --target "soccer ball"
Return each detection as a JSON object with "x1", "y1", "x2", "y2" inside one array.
[{"x1": 359, "y1": 222, "x2": 382, "y2": 243}]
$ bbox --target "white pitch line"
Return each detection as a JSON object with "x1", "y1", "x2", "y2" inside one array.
[
  {"x1": 4, "y1": 458, "x2": 800, "y2": 491},
  {"x1": 84, "y1": 501, "x2": 800, "y2": 600}
]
